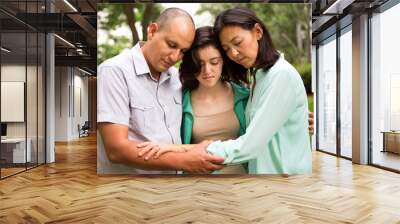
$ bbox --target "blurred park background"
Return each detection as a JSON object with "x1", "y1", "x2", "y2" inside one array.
[{"x1": 97, "y1": 3, "x2": 313, "y2": 110}]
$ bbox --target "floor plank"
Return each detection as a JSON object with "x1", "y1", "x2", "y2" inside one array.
[{"x1": 1, "y1": 135, "x2": 400, "y2": 223}]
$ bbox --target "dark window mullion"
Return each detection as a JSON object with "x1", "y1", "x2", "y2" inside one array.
[
  {"x1": 367, "y1": 10, "x2": 373, "y2": 165},
  {"x1": 25, "y1": 0, "x2": 28, "y2": 171},
  {"x1": 0, "y1": 23, "x2": 2, "y2": 179},
  {"x1": 36, "y1": 0, "x2": 39, "y2": 167},
  {"x1": 44, "y1": 31, "x2": 47, "y2": 164},
  {"x1": 336, "y1": 22, "x2": 341, "y2": 157},
  {"x1": 316, "y1": 44, "x2": 320, "y2": 151},
  {"x1": 44, "y1": 0, "x2": 48, "y2": 165}
]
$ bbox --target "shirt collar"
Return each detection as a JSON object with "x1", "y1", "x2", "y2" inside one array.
[
  {"x1": 131, "y1": 42, "x2": 151, "y2": 76},
  {"x1": 131, "y1": 42, "x2": 174, "y2": 79}
]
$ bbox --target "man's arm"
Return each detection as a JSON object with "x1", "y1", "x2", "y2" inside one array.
[
  {"x1": 98, "y1": 123, "x2": 225, "y2": 173},
  {"x1": 136, "y1": 142, "x2": 202, "y2": 160}
]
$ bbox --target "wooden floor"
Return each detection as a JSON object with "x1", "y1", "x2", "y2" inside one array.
[
  {"x1": 373, "y1": 150, "x2": 400, "y2": 171},
  {"x1": 1, "y1": 167, "x2": 26, "y2": 178},
  {"x1": 1, "y1": 163, "x2": 46, "y2": 178},
  {"x1": 1, "y1": 135, "x2": 400, "y2": 223}
]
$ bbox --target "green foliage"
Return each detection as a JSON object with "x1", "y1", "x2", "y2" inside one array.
[
  {"x1": 98, "y1": 3, "x2": 163, "y2": 64},
  {"x1": 307, "y1": 95, "x2": 314, "y2": 112},
  {"x1": 98, "y1": 3, "x2": 311, "y2": 70},
  {"x1": 197, "y1": 3, "x2": 311, "y2": 65},
  {"x1": 197, "y1": 3, "x2": 253, "y2": 16},
  {"x1": 98, "y1": 4, "x2": 162, "y2": 34},
  {"x1": 98, "y1": 4, "x2": 125, "y2": 31},
  {"x1": 97, "y1": 35, "x2": 131, "y2": 65},
  {"x1": 294, "y1": 63, "x2": 312, "y2": 94}
]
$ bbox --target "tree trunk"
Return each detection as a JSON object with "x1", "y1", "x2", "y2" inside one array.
[
  {"x1": 123, "y1": 3, "x2": 139, "y2": 45},
  {"x1": 305, "y1": 5, "x2": 311, "y2": 64},
  {"x1": 141, "y1": 4, "x2": 154, "y2": 41}
]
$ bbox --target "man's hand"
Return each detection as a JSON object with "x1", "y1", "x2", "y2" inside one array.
[{"x1": 308, "y1": 111, "x2": 314, "y2": 135}]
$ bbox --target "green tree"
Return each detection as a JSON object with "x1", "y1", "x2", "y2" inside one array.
[
  {"x1": 97, "y1": 34, "x2": 131, "y2": 65},
  {"x1": 97, "y1": 3, "x2": 163, "y2": 64},
  {"x1": 197, "y1": 3, "x2": 311, "y2": 65}
]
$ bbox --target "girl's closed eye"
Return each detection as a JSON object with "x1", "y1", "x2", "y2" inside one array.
[
  {"x1": 167, "y1": 41, "x2": 176, "y2": 48},
  {"x1": 233, "y1": 40, "x2": 242, "y2": 46},
  {"x1": 210, "y1": 59, "x2": 220, "y2": 65}
]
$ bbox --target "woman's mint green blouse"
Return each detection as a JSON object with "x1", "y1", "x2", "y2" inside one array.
[{"x1": 207, "y1": 56, "x2": 312, "y2": 174}]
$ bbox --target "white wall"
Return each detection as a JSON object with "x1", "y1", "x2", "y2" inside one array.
[
  {"x1": 1, "y1": 63, "x2": 46, "y2": 164},
  {"x1": 54, "y1": 66, "x2": 89, "y2": 141},
  {"x1": 46, "y1": 32, "x2": 55, "y2": 163},
  {"x1": 1, "y1": 65, "x2": 37, "y2": 138},
  {"x1": 72, "y1": 72, "x2": 89, "y2": 138},
  {"x1": 352, "y1": 14, "x2": 369, "y2": 164},
  {"x1": 55, "y1": 66, "x2": 69, "y2": 141}
]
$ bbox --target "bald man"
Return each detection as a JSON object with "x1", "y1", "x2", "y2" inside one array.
[{"x1": 97, "y1": 8, "x2": 225, "y2": 174}]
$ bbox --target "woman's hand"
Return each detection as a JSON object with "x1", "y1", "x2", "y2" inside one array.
[
  {"x1": 192, "y1": 140, "x2": 213, "y2": 153},
  {"x1": 308, "y1": 111, "x2": 314, "y2": 135},
  {"x1": 137, "y1": 142, "x2": 187, "y2": 160}
]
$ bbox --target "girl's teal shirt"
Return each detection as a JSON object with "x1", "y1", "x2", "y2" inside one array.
[{"x1": 181, "y1": 82, "x2": 250, "y2": 145}]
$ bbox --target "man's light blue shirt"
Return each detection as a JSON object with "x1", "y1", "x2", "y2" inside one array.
[{"x1": 97, "y1": 43, "x2": 182, "y2": 174}]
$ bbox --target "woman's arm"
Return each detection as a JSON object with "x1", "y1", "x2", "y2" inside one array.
[{"x1": 206, "y1": 70, "x2": 299, "y2": 164}]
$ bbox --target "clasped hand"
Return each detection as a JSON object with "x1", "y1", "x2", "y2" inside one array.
[
  {"x1": 136, "y1": 140, "x2": 225, "y2": 173},
  {"x1": 137, "y1": 140, "x2": 213, "y2": 160}
]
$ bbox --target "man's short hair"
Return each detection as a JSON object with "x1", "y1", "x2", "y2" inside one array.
[{"x1": 156, "y1": 7, "x2": 194, "y2": 31}]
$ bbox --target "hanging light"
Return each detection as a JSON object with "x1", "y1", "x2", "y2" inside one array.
[
  {"x1": 63, "y1": 0, "x2": 78, "y2": 12},
  {"x1": 1, "y1": 47, "x2": 11, "y2": 53}
]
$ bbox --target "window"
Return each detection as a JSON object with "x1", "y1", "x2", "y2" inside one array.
[
  {"x1": 317, "y1": 35, "x2": 337, "y2": 155},
  {"x1": 339, "y1": 27, "x2": 352, "y2": 158},
  {"x1": 0, "y1": 1, "x2": 46, "y2": 179},
  {"x1": 370, "y1": 2, "x2": 400, "y2": 171}
]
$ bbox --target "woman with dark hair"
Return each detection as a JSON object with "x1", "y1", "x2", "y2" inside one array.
[
  {"x1": 202, "y1": 7, "x2": 312, "y2": 174},
  {"x1": 138, "y1": 26, "x2": 250, "y2": 174}
]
